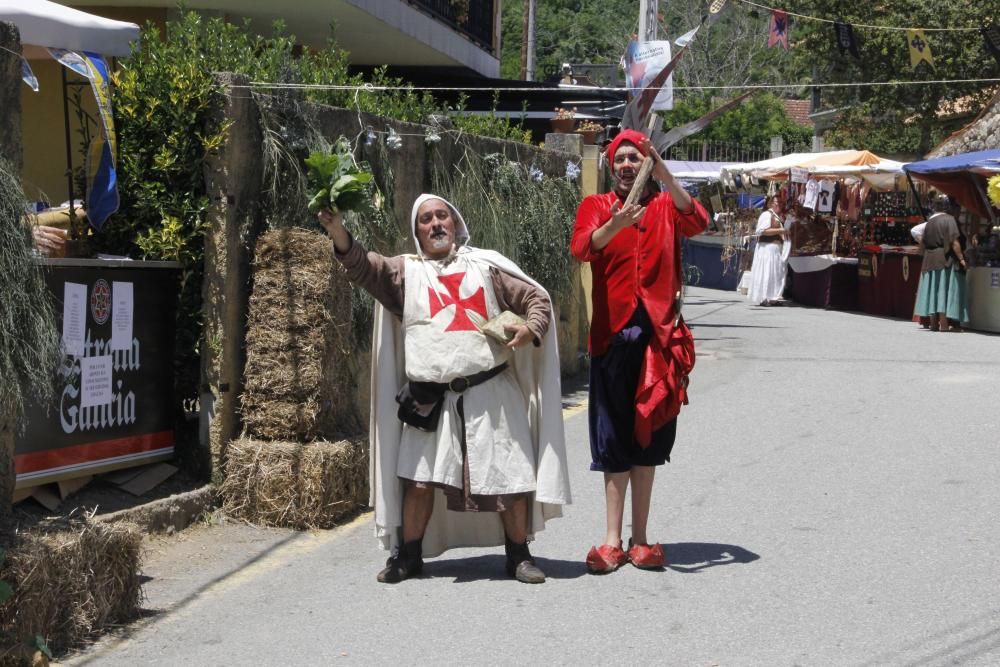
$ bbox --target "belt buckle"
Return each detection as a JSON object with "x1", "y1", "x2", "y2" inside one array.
[{"x1": 448, "y1": 376, "x2": 470, "y2": 393}]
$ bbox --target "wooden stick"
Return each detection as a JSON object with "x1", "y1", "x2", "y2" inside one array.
[{"x1": 623, "y1": 113, "x2": 661, "y2": 207}]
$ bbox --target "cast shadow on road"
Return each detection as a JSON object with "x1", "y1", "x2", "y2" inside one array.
[
  {"x1": 662, "y1": 542, "x2": 760, "y2": 574},
  {"x1": 689, "y1": 322, "x2": 781, "y2": 329},
  {"x1": 423, "y1": 554, "x2": 587, "y2": 582},
  {"x1": 682, "y1": 299, "x2": 743, "y2": 306}
]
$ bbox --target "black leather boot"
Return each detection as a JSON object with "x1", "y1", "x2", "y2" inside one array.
[
  {"x1": 504, "y1": 537, "x2": 546, "y2": 584},
  {"x1": 377, "y1": 540, "x2": 424, "y2": 583}
]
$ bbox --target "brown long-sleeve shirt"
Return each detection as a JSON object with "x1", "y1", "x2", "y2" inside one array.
[{"x1": 334, "y1": 241, "x2": 551, "y2": 342}]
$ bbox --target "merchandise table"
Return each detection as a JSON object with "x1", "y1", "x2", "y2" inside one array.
[
  {"x1": 786, "y1": 254, "x2": 858, "y2": 309},
  {"x1": 856, "y1": 248, "x2": 922, "y2": 319}
]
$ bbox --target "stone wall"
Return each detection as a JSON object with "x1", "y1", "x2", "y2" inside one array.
[
  {"x1": 0, "y1": 22, "x2": 22, "y2": 173},
  {"x1": 929, "y1": 90, "x2": 1000, "y2": 157}
]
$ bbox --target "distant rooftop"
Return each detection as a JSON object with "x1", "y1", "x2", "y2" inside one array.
[{"x1": 783, "y1": 99, "x2": 814, "y2": 127}]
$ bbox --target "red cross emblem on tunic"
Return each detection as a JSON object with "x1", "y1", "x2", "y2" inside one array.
[{"x1": 428, "y1": 272, "x2": 487, "y2": 332}]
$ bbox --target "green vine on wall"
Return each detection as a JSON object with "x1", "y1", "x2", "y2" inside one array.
[{"x1": 430, "y1": 146, "x2": 580, "y2": 301}]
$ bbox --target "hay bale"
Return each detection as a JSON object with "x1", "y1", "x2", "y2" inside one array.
[
  {"x1": 241, "y1": 227, "x2": 362, "y2": 441},
  {"x1": 218, "y1": 437, "x2": 368, "y2": 529},
  {"x1": 0, "y1": 519, "x2": 142, "y2": 660}
]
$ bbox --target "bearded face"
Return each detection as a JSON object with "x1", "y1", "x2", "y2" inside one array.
[{"x1": 415, "y1": 198, "x2": 457, "y2": 259}]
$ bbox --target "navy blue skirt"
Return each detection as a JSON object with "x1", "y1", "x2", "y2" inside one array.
[{"x1": 589, "y1": 305, "x2": 677, "y2": 473}]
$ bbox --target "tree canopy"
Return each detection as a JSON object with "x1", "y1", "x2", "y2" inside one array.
[{"x1": 500, "y1": 0, "x2": 999, "y2": 156}]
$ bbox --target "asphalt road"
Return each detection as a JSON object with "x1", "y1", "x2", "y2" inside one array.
[{"x1": 66, "y1": 287, "x2": 1000, "y2": 666}]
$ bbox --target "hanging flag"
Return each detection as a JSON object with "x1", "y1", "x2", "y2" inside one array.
[
  {"x1": 675, "y1": 25, "x2": 700, "y2": 48},
  {"x1": 768, "y1": 10, "x2": 790, "y2": 50},
  {"x1": 705, "y1": 0, "x2": 730, "y2": 28},
  {"x1": 48, "y1": 49, "x2": 119, "y2": 228},
  {"x1": 833, "y1": 20, "x2": 860, "y2": 59},
  {"x1": 906, "y1": 29, "x2": 934, "y2": 69},
  {"x1": 653, "y1": 92, "x2": 755, "y2": 154},
  {"x1": 21, "y1": 57, "x2": 39, "y2": 91},
  {"x1": 624, "y1": 40, "x2": 675, "y2": 113},
  {"x1": 983, "y1": 24, "x2": 1000, "y2": 67},
  {"x1": 85, "y1": 137, "x2": 119, "y2": 231}
]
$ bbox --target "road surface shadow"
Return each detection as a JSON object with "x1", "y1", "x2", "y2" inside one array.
[
  {"x1": 662, "y1": 542, "x2": 760, "y2": 574},
  {"x1": 424, "y1": 554, "x2": 586, "y2": 582}
]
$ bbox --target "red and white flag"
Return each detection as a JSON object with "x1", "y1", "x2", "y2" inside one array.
[{"x1": 768, "y1": 9, "x2": 790, "y2": 50}]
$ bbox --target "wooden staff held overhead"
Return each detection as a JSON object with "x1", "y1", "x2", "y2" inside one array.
[{"x1": 623, "y1": 113, "x2": 661, "y2": 208}]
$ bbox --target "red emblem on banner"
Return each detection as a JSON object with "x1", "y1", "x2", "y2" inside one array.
[
  {"x1": 90, "y1": 279, "x2": 111, "y2": 325},
  {"x1": 428, "y1": 273, "x2": 487, "y2": 332}
]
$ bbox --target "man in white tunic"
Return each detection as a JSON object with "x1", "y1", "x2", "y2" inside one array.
[{"x1": 318, "y1": 194, "x2": 570, "y2": 584}]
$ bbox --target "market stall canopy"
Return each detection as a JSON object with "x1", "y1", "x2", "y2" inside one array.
[
  {"x1": 722, "y1": 150, "x2": 902, "y2": 190},
  {"x1": 665, "y1": 160, "x2": 743, "y2": 182},
  {"x1": 0, "y1": 0, "x2": 139, "y2": 58},
  {"x1": 904, "y1": 149, "x2": 1000, "y2": 219}
]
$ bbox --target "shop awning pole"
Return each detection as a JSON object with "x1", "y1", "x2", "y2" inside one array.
[
  {"x1": 904, "y1": 171, "x2": 927, "y2": 222},
  {"x1": 60, "y1": 65, "x2": 74, "y2": 213}
]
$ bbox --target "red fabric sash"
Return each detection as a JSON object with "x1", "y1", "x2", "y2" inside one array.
[{"x1": 633, "y1": 313, "x2": 695, "y2": 448}]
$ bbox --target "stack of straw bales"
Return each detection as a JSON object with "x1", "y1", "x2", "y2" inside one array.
[
  {"x1": 241, "y1": 227, "x2": 359, "y2": 440},
  {"x1": 221, "y1": 228, "x2": 368, "y2": 527},
  {"x1": 0, "y1": 519, "x2": 142, "y2": 662}
]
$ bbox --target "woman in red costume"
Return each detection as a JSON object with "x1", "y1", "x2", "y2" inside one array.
[{"x1": 571, "y1": 129, "x2": 709, "y2": 572}]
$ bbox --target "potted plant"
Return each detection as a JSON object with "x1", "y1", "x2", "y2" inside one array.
[
  {"x1": 575, "y1": 120, "x2": 603, "y2": 145},
  {"x1": 550, "y1": 107, "x2": 577, "y2": 134}
]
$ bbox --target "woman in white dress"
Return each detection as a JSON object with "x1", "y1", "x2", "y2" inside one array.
[{"x1": 747, "y1": 197, "x2": 789, "y2": 306}]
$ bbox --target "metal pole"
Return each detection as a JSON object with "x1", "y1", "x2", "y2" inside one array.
[
  {"x1": 639, "y1": 0, "x2": 659, "y2": 42},
  {"x1": 526, "y1": 0, "x2": 536, "y2": 81},
  {"x1": 60, "y1": 65, "x2": 74, "y2": 213},
  {"x1": 520, "y1": 0, "x2": 528, "y2": 80}
]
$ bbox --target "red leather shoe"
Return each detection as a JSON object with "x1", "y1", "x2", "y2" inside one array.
[
  {"x1": 586, "y1": 543, "x2": 628, "y2": 574},
  {"x1": 627, "y1": 540, "x2": 665, "y2": 569}
]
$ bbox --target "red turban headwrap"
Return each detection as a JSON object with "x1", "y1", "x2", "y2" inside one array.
[{"x1": 606, "y1": 129, "x2": 649, "y2": 162}]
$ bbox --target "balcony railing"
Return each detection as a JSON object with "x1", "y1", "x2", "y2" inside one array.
[{"x1": 408, "y1": 0, "x2": 496, "y2": 52}]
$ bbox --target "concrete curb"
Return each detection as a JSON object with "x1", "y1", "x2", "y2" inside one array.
[{"x1": 97, "y1": 485, "x2": 217, "y2": 534}]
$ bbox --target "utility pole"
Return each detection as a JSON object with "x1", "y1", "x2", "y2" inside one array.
[
  {"x1": 638, "y1": 0, "x2": 658, "y2": 42},
  {"x1": 520, "y1": 0, "x2": 537, "y2": 81}
]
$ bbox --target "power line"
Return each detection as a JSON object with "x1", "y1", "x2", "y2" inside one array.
[
  {"x1": 238, "y1": 78, "x2": 1000, "y2": 93},
  {"x1": 735, "y1": 0, "x2": 985, "y2": 32}
]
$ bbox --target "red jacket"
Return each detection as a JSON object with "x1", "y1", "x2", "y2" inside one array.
[{"x1": 571, "y1": 189, "x2": 709, "y2": 444}]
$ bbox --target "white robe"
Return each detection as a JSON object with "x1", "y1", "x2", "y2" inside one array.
[
  {"x1": 369, "y1": 246, "x2": 571, "y2": 557},
  {"x1": 748, "y1": 210, "x2": 788, "y2": 304}
]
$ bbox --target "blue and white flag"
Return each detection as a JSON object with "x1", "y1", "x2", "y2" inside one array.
[
  {"x1": 48, "y1": 49, "x2": 119, "y2": 229},
  {"x1": 21, "y1": 57, "x2": 39, "y2": 91}
]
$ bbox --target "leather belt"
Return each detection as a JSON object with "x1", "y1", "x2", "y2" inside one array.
[{"x1": 445, "y1": 362, "x2": 509, "y2": 393}]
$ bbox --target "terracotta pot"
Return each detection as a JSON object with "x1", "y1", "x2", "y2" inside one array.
[
  {"x1": 550, "y1": 117, "x2": 576, "y2": 133},
  {"x1": 576, "y1": 129, "x2": 599, "y2": 145}
]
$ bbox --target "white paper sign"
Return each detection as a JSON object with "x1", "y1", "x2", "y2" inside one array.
[
  {"x1": 62, "y1": 282, "x2": 87, "y2": 356},
  {"x1": 624, "y1": 40, "x2": 673, "y2": 111},
  {"x1": 790, "y1": 167, "x2": 808, "y2": 184},
  {"x1": 111, "y1": 281, "x2": 134, "y2": 351},
  {"x1": 80, "y1": 355, "x2": 113, "y2": 408}
]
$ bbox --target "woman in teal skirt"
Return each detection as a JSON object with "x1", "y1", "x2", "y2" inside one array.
[{"x1": 914, "y1": 194, "x2": 968, "y2": 331}]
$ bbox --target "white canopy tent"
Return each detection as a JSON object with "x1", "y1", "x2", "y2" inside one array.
[
  {"x1": 721, "y1": 150, "x2": 906, "y2": 191},
  {"x1": 0, "y1": 0, "x2": 139, "y2": 58}
]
